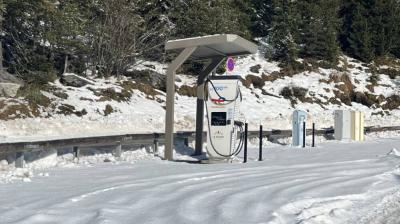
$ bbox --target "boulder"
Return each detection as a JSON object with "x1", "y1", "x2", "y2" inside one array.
[
  {"x1": 250, "y1": 64, "x2": 262, "y2": 74},
  {"x1": 125, "y1": 69, "x2": 166, "y2": 92},
  {"x1": 60, "y1": 73, "x2": 94, "y2": 87},
  {"x1": 0, "y1": 83, "x2": 21, "y2": 97},
  {"x1": 0, "y1": 70, "x2": 23, "y2": 85}
]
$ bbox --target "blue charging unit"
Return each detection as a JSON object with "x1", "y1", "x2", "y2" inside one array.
[{"x1": 292, "y1": 110, "x2": 307, "y2": 147}]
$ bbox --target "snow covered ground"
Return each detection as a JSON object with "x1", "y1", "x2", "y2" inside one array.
[
  {"x1": 1, "y1": 54, "x2": 399, "y2": 143},
  {"x1": 0, "y1": 137, "x2": 399, "y2": 224}
]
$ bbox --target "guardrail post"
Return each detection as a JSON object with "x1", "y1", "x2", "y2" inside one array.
[
  {"x1": 154, "y1": 139, "x2": 159, "y2": 155},
  {"x1": 184, "y1": 137, "x2": 189, "y2": 147},
  {"x1": 259, "y1": 125, "x2": 263, "y2": 161},
  {"x1": 114, "y1": 142, "x2": 122, "y2": 158},
  {"x1": 244, "y1": 123, "x2": 248, "y2": 163},
  {"x1": 73, "y1": 146, "x2": 79, "y2": 158},
  {"x1": 15, "y1": 152, "x2": 24, "y2": 168}
]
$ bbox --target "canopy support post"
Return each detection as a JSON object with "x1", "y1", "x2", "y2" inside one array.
[{"x1": 165, "y1": 47, "x2": 197, "y2": 161}]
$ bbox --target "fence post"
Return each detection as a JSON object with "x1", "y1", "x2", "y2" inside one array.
[
  {"x1": 303, "y1": 122, "x2": 306, "y2": 148},
  {"x1": 259, "y1": 125, "x2": 263, "y2": 161},
  {"x1": 312, "y1": 123, "x2": 315, "y2": 147},
  {"x1": 15, "y1": 152, "x2": 24, "y2": 168},
  {"x1": 244, "y1": 123, "x2": 248, "y2": 163}
]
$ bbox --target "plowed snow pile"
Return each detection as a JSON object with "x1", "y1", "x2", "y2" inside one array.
[{"x1": 0, "y1": 138, "x2": 399, "y2": 224}]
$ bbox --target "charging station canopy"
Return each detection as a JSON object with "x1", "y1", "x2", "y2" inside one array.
[{"x1": 164, "y1": 34, "x2": 257, "y2": 160}]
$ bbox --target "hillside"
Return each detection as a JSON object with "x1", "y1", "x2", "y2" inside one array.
[{"x1": 0, "y1": 54, "x2": 399, "y2": 143}]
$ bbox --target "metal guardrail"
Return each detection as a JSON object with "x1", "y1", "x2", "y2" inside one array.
[{"x1": 1, "y1": 126, "x2": 399, "y2": 156}]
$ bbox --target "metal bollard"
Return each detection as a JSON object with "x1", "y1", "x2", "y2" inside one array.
[
  {"x1": 312, "y1": 123, "x2": 315, "y2": 147},
  {"x1": 303, "y1": 122, "x2": 306, "y2": 148},
  {"x1": 244, "y1": 123, "x2": 248, "y2": 163},
  {"x1": 259, "y1": 125, "x2": 263, "y2": 161}
]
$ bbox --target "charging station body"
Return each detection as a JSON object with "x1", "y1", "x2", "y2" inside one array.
[{"x1": 205, "y1": 76, "x2": 242, "y2": 160}]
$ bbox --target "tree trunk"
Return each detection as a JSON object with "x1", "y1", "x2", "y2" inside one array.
[
  {"x1": 63, "y1": 55, "x2": 68, "y2": 74},
  {"x1": 0, "y1": 40, "x2": 3, "y2": 71}
]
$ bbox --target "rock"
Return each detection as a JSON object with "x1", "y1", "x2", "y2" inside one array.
[
  {"x1": 0, "y1": 70, "x2": 23, "y2": 85},
  {"x1": 60, "y1": 73, "x2": 94, "y2": 87},
  {"x1": 0, "y1": 160, "x2": 8, "y2": 167},
  {"x1": 0, "y1": 83, "x2": 21, "y2": 97},
  {"x1": 125, "y1": 69, "x2": 166, "y2": 92},
  {"x1": 250, "y1": 64, "x2": 262, "y2": 73}
]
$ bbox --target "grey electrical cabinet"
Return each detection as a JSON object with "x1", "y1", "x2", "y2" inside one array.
[
  {"x1": 334, "y1": 110, "x2": 352, "y2": 140},
  {"x1": 292, "y1": 110, "x2": 307, "y2": 146}
]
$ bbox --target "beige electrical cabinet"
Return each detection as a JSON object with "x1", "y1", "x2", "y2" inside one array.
[
  {"x1": 351, "y1": 111, "x2": 364, "y2": 141},
  {"x1": 351, "y1": 111, "x2": 360, "y2": 141},
  {"x1": 335, "y1": 110, "x2": 364, "y2": 141}
]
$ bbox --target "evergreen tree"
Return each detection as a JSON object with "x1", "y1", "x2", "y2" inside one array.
[
  {"x1": 297, "y1": 0, "x2": 340, "y2": 63},
  {"x1": 268, "y1": 0, "x2": 299, "y2": 64},
  {"x1": 250, "y1": 0, "x2": 273, "y2": 37},
  {"x1": 171, "y1": 0, "x2": 251, "y2": 39},
  {"x1": 371, "y1": 0, "x2": 400, "y2": 57}
]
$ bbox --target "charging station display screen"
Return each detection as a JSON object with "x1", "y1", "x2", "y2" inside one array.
[{"x1": 211, "y1": 112, "x2": 227, "y2": 126}]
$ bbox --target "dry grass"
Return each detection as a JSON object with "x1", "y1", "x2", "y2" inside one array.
[{"x1": 177, "y1": 85, "x2": 197, "y2": 97}]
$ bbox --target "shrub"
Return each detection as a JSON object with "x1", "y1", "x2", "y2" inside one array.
[{"x1": 17, "y1": 85, "x2": 51, "y2": 107}]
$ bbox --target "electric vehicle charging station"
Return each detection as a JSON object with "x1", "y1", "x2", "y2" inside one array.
[
  {"x1": 292, "y1": 110, "x2": 307, "y2": 147},
  {"x1": 163, "y1": 34, "x2": 257, "y2": 161},
  {"x1": 205, "y1": 76, "x2": 244, "y2": 160}
]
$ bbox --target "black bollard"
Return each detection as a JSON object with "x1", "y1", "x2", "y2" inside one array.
[
  {"x1": 259, "y1": 125, "x2": 263, "y2": 161},
  {"x1": 244, "y1": 123, "x2": 248, "y2": 163},
  {"x1": 312, "y1": 123, "x2": 315, "y2": 147},
  {"x1": 302, "y1": 122, "x2": 306, "y2": 148}
]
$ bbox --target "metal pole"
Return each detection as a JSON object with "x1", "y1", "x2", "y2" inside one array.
[
  {"x1": 165, "y1": 47, "x2": 197, "y2": 161},
  {"x1": 194, "y1": 57, "x2": 224, "y2": 156},
  {"x1": 259, "y1": 125, "x2": 263, "y2": 161},
  {"x1": 303, "y1": 122, "x2": 306, "y2": 148},
  {"x1": 244, "y1": 123, "x2": 248, "y2": 163},
  {"x1": 312, "y1": 123, "x2": 315, "y2": 147}
]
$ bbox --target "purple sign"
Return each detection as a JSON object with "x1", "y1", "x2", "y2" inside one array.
[{"x1": 226, "y1": 57, "x2": 235, "y2": 72}]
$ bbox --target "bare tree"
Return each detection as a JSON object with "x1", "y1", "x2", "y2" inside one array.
[{"x1": 90, "y1": 0, "x2": 170, "y2": 77}]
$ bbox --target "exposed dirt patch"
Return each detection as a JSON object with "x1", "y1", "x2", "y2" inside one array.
[
  {"x1": 382, "y1": 95, "x2": 400, "y2": 110},
  {"x1": 57, "y1": 104, "x2": 87, "y2": 117},
  {"x1": 177, "y1": 85, "x2": 197, "y2": 97},
  {"x1": 104, "y1": 104, "x2": 114, "y2": 116}
]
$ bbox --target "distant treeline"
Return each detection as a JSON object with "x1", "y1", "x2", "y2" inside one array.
[{"x1": 0, "y1": 0, "x2": 399, "y2": 84}]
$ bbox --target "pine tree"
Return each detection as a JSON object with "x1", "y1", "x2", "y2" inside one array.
[
  {"x1": 171, "y1": 0, "x2": 251, "y2": 39},
  {"x1": 339, "y1": 1, "x2": 374, "y2": 62},
  {"x1": 268, "y1": 0, "x2": 299, "y2": 64},
  {"x1": 250, "y1": 0, "x2": 273, "y2": 37},
  {"x1": 371, "y1": 0, "x2": 400, "y2": 57},
  {"x1": 297, "y1": 0, "x2": 340, "y2": 63}
]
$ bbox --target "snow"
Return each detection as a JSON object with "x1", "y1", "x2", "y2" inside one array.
[
  {"x1": 0, "y1": 54, "x2": 400, "y2": 143},
  {"x1": 0, "y1": 137, "x2": 400, "y2": 223}
]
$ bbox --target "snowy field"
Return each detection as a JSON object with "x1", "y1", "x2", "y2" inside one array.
[{"x1": 0, "y1": 138, "x2": 400, "y2": 224}]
